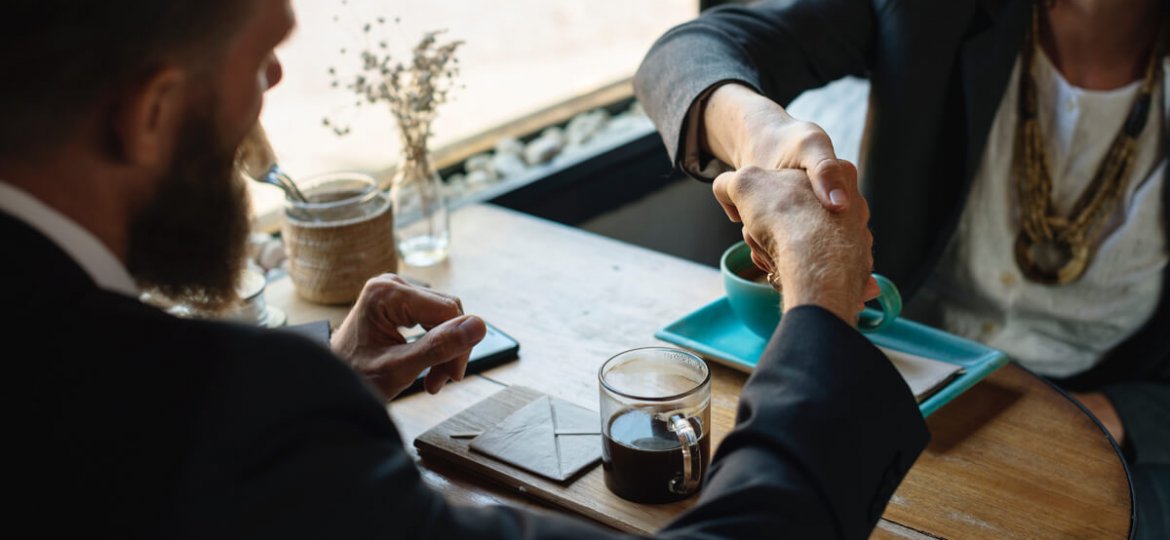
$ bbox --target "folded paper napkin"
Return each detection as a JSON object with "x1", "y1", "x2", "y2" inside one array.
[
  {"x1": 469, "y1": 395, "x2": 602, "y2": 482},
  {"x1": 880, "y1": 347, "x2": 964, "y2": 403}
]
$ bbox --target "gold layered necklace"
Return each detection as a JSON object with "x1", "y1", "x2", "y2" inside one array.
[{"x1": 1013, "y1": 5, "x2": 1162, "y2": 285}]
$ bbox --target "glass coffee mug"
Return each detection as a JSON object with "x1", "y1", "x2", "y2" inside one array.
[{"x1": 598, "y1": 347, "x2": 711, "y2": 503}]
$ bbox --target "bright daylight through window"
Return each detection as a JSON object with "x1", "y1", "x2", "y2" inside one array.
[{"x1": 252, "y1": 0, "x2": 697, "y2": 221}]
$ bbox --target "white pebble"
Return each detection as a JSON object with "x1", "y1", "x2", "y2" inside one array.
[
  {"x1": 597, "y1": 114, "x2": 652, "y2": 142},
  {"x1": 493, "y1": 137, "x2": 525, "y2": 160},
  {"x1": 443, "y1": 181, "x2": 469, "y2": 199},
  {"x1": 565, "y1": 110, "x2": 611, "y2": 146},
  {"x1": 492, "y1": 152, "x2": 528, "y2": 179},
  {"x1": 465, "y1": 169, "x2": 496, "y2": 185},
  {"x1": 246, "y1": 232, "x2": 272, "y2": 261},
  {"x1": 540, "y1": 126, "x2": 566, "y2": 146},
  {"x1": 464, "y1": 153, "x2": 494, "y2": 174},
  {"x1": 258, "y1": 239, "x2": 287, "y2": 271},
  {"x1": 524, "y1": 135, "x2": 563, "y2": 165}
]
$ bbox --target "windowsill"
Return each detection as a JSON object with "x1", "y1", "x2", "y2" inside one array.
[{"x1": 250, "y1": 78, "x2": 644, "y2": 234}]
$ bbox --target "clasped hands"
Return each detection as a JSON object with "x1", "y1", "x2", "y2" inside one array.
[{"x1": 705, "y1": 85, "x2": 879, "y2": 323}]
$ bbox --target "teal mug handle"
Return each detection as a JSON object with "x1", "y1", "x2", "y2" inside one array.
[{"x1": 857, "y1": 273, "x2": 902, "y2": 332}]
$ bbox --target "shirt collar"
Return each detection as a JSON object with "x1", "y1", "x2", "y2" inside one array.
[{"x1": 0, "y1": 181, "x2": 139, "y2": 297}]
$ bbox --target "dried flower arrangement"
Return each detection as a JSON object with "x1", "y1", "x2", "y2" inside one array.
[
  {"x1": 323, "y1": 13, "x2": 463, "y2": 267},
  {"x1": 324, "y1": 18, "x2": 464, "y2": 168}
]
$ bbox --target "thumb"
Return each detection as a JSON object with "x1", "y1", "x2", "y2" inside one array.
[
  {"x1": 802, "y1": 140, "x2": 850, "y2": 212},
  {"x1": 396, "y1": 314, "x2": 486, "y2": 377},
  {"x1": 712, "y1": 171, "x2": 742, "y2": 222}
]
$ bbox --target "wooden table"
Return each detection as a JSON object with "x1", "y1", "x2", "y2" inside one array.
[{"x1": 267, "y1": 204, "x2": 1132, "y2": 538}]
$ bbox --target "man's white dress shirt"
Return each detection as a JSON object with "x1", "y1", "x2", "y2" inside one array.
[{"x1": 0, "y1": 181, "x2": 138, "y2": 297}]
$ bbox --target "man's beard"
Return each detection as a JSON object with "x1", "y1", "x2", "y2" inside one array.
[{"x1": 126, "y1": 104, "x2": 251, "y2": 313}]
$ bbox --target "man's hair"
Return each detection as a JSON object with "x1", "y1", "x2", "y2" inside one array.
[{"x1": 0, "y1": 1, "x2": 251, "y2": 158}]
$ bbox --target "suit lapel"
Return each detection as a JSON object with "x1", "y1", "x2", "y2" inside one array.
[{"x1": 959, "y1": 0, "x2": 1031, "y2": 184}]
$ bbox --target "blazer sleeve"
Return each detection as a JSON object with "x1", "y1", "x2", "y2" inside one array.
[
  {"x1": 183, "y1": 307, "x2": 926, "y2": 540},
  {"x1": 1102, "y1": 381, "x2": 1170, "y2": 466},
  {"x1": 633, "y1": 0, "x2": 877, "y2": 170},
  {"x1": 663, "y1": 306, "x2": 929, "y2": 539}
]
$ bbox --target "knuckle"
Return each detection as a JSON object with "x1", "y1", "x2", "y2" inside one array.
[
  {"x1": 360, "y1": 280, "x2": 387, "y2": 299},
  {"x1": 811, "y1": 157, "x2": 842, "y2": 180},
  {"x1": 839, "y1": 159, "x2": 859, "y2": 180},
  {"x1": 418, "y1": 335, "x2": 444, "y2": 359},
  {"x1": 379, "y1": 283, "x2": 408, "y2": 308},
  {"x1": 365, "y1": 273, "x2": 403, "y2": 293},
  {"x1": 423, "y1": 333, "x2": 456, "y2": 359},
  {"x1": 735, "y1": 166, "x2": 774, "y2": 195},
  {"x1": 441, "y1": 298, "x2": 461, "y2": 317},
  {"x1": 792, "y1": 122, "x2": 830, "y2": 149},
  {"x1": 738, "y1": 164, "x2": 766, "y2": 177},
  {"x1": 734, "y1": 166, "x2": 765, "y2": 191}
]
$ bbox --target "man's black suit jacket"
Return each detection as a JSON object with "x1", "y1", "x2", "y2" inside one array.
[
  {"x1": 634, "y1": 0, "x2": 1169, "y2": 469},
  {"x1": 9, "y1": 213, "x2": 927, "y2": 538}
]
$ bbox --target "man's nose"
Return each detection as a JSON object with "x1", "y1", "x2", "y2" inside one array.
[{"x1": 264, "y1": 54, "x2": 284, "y2": 91}]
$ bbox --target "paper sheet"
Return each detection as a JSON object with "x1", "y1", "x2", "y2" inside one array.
[{"x1": 880, "y1": 347, "x2": 964, "y2": 403}]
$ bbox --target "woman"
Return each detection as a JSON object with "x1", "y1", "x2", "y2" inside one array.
[{"x1": 635, "y1": 0, "x2": 1168, "y2": 536}]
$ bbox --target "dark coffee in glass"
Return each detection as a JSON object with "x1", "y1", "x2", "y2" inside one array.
[
  {"x1": 599, "y1": 348, "x2": 711, "y2": 503},
  {"x1": 603, "y1": 408, "x2": 710, "y2": 503}
]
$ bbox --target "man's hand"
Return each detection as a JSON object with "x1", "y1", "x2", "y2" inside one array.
[
  {"x1": 713, "y1": 166, "x2": 879, "y2": 323},
  {"x1": 702, "y1": 83, "x2": 854, "y2": 212},
  {"x1": 331, "y1": 274, "x2": 487, "y2": 401}
]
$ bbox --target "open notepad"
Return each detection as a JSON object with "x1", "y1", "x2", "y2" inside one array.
[{"x1": 880, "y1": 347, "x2": 965, "y2": 403}]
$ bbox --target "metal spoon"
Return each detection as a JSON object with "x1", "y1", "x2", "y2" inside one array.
[
  {"x1": 262, "y1": 164, "x2": 310, "y2": 203},
  {"x1": 238, "y1": 123, "x2": 309, "y2": 203}
]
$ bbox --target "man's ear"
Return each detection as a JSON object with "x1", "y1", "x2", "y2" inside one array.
[{"x1": 113, "y1": 67, "x2": 186, "y2": 167}]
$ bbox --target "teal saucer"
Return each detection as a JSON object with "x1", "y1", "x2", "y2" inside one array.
[{"x1": 655, "y1": 298, "x2": 1008, "y2": 417}]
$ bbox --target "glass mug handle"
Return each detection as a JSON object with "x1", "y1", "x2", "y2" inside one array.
[{"x1": 668, "y1": 414, "x2": 702, "y2": 495}]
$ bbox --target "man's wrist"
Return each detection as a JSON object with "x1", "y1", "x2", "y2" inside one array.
[{"x1": 779, "y1": 280, "x2": 857, "y2": 326}]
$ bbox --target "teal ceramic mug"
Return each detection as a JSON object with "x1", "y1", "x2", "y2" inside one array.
[{"x1": 720, "y1": 241, "x2": 902, "y2": 339}]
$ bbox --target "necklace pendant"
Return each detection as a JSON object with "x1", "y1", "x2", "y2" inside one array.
[{"x1": 1014, "y1": 231, "x2": 1090, "y2": 285}]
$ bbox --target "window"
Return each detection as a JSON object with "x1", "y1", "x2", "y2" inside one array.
[{"x1": 252, "y1": 0, "x2": 697, "y2": 224}]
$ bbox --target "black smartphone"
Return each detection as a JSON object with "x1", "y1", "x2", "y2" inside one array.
[{"x1": 396, "y1": 321, "x2": 520, "y2": 398}]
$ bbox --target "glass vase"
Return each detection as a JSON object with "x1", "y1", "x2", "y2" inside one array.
[{"x1": 391, "y1": 153, "x2": 450, "y2": 266}]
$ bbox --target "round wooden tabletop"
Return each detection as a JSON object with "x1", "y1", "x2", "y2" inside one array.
[{"x1": 268, "y1": 204, "x2": 1132, "y2": 538}]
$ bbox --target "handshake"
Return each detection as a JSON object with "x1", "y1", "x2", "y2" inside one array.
[
  {"x1": 702, "y1": 82, "x2": 880, "y2": 325},
  {"x1": 712, "y1": 164, "x2": 880, "y2": 326}
]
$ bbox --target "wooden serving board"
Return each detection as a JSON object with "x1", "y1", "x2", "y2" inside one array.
[{"x1": 414, "y1": 385, "x2": 694, "y2": 534}]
